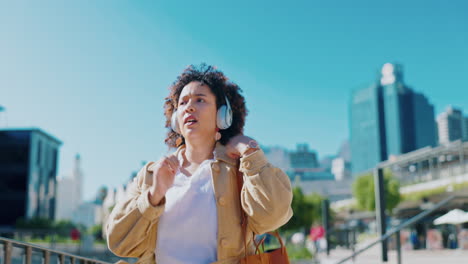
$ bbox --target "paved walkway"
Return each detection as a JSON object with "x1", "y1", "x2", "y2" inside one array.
[{"x1": 317, "y1": 247, "x2": 468, "y2": 264}]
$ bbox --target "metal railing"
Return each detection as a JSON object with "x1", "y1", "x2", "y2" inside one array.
[
  {"x1": 1, "y1": 236, "x2": 112, "y2": 264},
  {"x1": 336, "y1": 194, "x2": 467, "y2": 264}
]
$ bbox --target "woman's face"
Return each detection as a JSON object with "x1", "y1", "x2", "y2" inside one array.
[{"x1": 176, "y1": 81, "x2": 218, "y2": 142}]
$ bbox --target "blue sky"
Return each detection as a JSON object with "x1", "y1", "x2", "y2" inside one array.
[{"x1": 1, "y1": 0, "x2": 467, "y2": 200}]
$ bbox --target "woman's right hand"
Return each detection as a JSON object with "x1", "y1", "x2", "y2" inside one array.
[{"x1": 148, "y1": 155, "x2": 179, "y2": 206}]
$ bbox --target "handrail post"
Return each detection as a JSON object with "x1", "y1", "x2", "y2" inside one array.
[
  {"x1": 374, "y1": 167, "x2": 388, "y2": 262},
  {"x1": 4, "y1": 241, "x2": 12, "y2": 264},
  {"x1": 396, "y1": 230, "x2": 402, "y2": 264},
  {"x1": 43, "y1": 250, "x2": 51, "y2": 264},
  {"x1": 351, "y1": 229, "x2": 356, "y2": 263},
  {"x1": 25, "y1": 246, "x2": 33, "y2": 264},
  {"x1": 59, "y1": 254, "x2": 66, "y2": 264},
  {"x1": 322, "y1": 199, "x2": 330, "y2": 256},
  {"x1": 0, "y1": 236, "x2": 113, "y2": 264}
]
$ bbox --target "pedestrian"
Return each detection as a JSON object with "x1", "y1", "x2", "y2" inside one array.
[
  {"x1": 309, "y1": 224, "x2": 325, "y2": 253},
  {"x1": 106, "y1": 64, "x2": 293, "y2": 264}
]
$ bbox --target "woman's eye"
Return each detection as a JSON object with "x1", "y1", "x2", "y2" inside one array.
[{"x1": 197, "y1": 98, "x2": 205, "y2": 103}]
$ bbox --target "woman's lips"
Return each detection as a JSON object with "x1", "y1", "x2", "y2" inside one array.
[{"x1": 185, "y1": 120, "x2": 198, "y2": 127}]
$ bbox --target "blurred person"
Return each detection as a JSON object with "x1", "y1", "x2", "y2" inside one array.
[
  {"x1": 309, "y1": 223, "x2": 325, "y2": 253},
  {"x1": 106, "y1": 64, "x2": 293, "y2": 264}
]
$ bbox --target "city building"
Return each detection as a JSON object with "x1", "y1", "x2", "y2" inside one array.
[
  {"x1": 337, "y1": 140, "x2": 351, "y2": 163},
  {"x1": 463, "y1": 117, "x2": 468, "y2": 141},
  {"x1": 350, "y1": 63, "x2": 437, "y2": 175},
  {"x1": 377, "y1": 139, "x2": 468, "y2": 193},
  {"x1": 0, "y1": 128, "x2": 61, "y2": 227},
  {"x1": 295, "y1": 179, "x2": 353, "y2": 202},
  {"x1": 289, "y1": 143, "x2": 318, "y2": 169},
  {"x1": 350, "y1": 82, "x2": 387, "y2": 174},
  {"x1": 263, "y1": 146, "x2": 290, "y2": 172},
  {"x1": 319, "y1": 155, "x2": 336, "y2": 173},
  {"x1": 332, "y1": 157, "x2": 351, "y2": 181},
  {"x1": 286, "y1": 143, "x2": 330, "y2": 181},
  {"x1": 437, "y1": 106, "x2": 468, "y2": 144},
  {"x1": 72, "y1": 201, "x2": 103, "y2": 228},
  {"x1": 264, "y1": 143, "x2": 348, "y2": 200},
  {"x1": 55, "y1": 154, "x2": 84, "y2": 220}
]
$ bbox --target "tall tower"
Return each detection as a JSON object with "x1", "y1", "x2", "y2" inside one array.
[
  {"x1": 350, "y1": 83, "x2": 387, "y2": 174},
  {"x1": 55, "y1": 154, "x2": 84, "y2": 220},
  {"x1": 437, "y1": 106, "x2": 465, "y2": 144},
  {"x1": 350, "y1": 63, "x2": 436, "y2": 176},
  {"x1": 72, "y1": 154, "x2": 83, "y2": 204}
]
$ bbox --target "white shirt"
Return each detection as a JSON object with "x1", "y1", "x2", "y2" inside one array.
[{"x1": 155, "y1": 154, "x2": 218, "y2": 264}]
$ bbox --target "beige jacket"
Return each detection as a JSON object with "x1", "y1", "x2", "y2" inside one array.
[{"x1": 106, "y1": 142, "x2": 293, "y2": 264}]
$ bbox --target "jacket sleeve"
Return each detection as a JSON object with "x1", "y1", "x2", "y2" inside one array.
[
  {"x1": 239, "y1": 149, "x2": 293, "y2": 235},
  {"x1": 106, "y1": 162, "x2": 165, "y2": 258}
]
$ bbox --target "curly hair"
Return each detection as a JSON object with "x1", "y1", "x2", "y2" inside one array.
[{"x1": 164, "y1": 64, "x2": 248, "y2": 148}]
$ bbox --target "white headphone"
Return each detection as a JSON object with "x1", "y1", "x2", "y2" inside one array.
[{"x1": 171, "y1": 95, "x2": 233, "y2": 134}]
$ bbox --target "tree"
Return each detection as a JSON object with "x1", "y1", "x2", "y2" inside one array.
[
  {"x1": 352, "y1": 169, "x2": 401, "y2": 213},
  {"x1": 89, "y1": 224, "x2": 104, "y2": 241},
  {"x1": 282, "y1": 187, "x2": 324, "y2": 231},
  {"x1": 15, "y1": 217, "x2": 53, "y2": 230},
  {"x1": 53, "y1": 220, "x2": 78, "y2": 237}
]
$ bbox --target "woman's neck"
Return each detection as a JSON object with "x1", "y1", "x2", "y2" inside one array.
[{"x1": 183, "y1": 139, "x2": 216, "y2": 165}]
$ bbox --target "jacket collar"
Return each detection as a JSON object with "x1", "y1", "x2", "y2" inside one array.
[{"x1": 174, "y1": 141, "x2": 237, "y2": 166}]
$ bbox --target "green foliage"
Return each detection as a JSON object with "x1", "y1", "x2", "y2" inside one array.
[
  {"x1": 53, "y1": 220, "x2": 78, "y2": 237},
  {"x1": 352, "y1": 170, "x2": 401, "y2": 212},
  {"x1": 89, "y1": 224, "x2": 104, "y2": 241},
  {"x1": 402, "y1": 186, "x2": 447, "y2": 201},
  {"x1": 264, "y1": 232, "x2": 313, "y2": 260},
  {"x1": 282, "y1": 187, "x2": 324, "y2": 231},
  {"x1": 26, "y1": 236, "x2": 81, "y2": 244},
  {"x1": 16, "y1": 217, "x2": 53, "y2": 229},
  {"x1": 15, "y1": 218, "x2": 82, "y2": 240},
  {"x1": 286, "y1": 244, "x2": 313, "y2": 260},
  {"x1": 402, "y1": 181, "x2": 468, "y2": 201}
]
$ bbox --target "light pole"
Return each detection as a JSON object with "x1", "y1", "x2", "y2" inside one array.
[{"x1": 374, "y1": 167, "x2": 388, "y2": 262}]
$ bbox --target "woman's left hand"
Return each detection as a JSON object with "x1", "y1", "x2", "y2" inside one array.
[{"x1": 225, "y1": 134, "x2": 257, "y2": 159}]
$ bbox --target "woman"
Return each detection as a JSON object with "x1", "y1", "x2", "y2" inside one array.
[{"x1": 106, "y1": 64, "x2": 293, "y2": 264}]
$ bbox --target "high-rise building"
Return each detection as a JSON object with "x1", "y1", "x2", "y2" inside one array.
[
  {"x1": 263, "y1": 146, "x2": 290, "y2": 172},
  {"x1": 72, "y1": 201, "x2": 102, "y2": 228},
  {"x1": 437, "y1": 106, "x2": 466, "y2": 144},
  {"x1": 463, "y1": 117, "x2": 468, "y2": 142},
  {"x1": 412, "y1": 92, "x2": 438, "y2": 150},
  {"x1": 350, "y1": 63, "x2": 436, "y2": 175},
  {"x1": 286, "y1": 144, "x2": 333, "y2": 181},
  {"x1": 337, "y1": 140, "x2": 351, "y2": 163},
  {"x1": 289, "y1": 143, "x2": 318, "y2": 169},
  {"x1": 56, "y1": 154, "x2": 84, "y2": 220},
  {"x1": 331, "y1": 157, "x2": 351, "y2": 181},
  {"x1": 350, "y1": 83, "x2": 387, "y2": 174},
  {"x1": 0, "y1": 128, "x2": 61, "y2": 227}
]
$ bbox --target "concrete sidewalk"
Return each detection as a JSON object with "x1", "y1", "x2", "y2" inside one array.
[{"x1": 317, "y1": 247, "x2": 468, "y2": 264}]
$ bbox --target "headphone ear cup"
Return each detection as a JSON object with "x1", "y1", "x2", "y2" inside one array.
[
  {"x1": 225, "y1": 104, "x2": 233, "y2": 128},
  {"x1": 217, "y1": 104, "x2": 233, "y2": 130},
  {"x1": 171, "y1": 111, "x2": 180, "y2": 134},
  {"x1": 217, "y1": 105, "x2": 227, "y2": 129}
]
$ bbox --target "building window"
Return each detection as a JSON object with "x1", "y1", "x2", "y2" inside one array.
[{"x1": 37, "y1": 140, "x2": 42, "y2": 165}]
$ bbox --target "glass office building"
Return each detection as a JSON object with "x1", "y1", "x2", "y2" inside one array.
[
  {"x1": 0, "y1": 129, "x2": 61, "y2": 227},
  {"x1": 350, "y1": 64, "x2": 436, "y2": 176},
  {"x1": 350, "y1": 83, "x2": 387, "y2": 174}
]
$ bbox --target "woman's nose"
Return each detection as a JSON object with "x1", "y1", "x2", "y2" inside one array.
[{"x1": 185, "y1": 100, "x2": 196, "y2": 112}]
